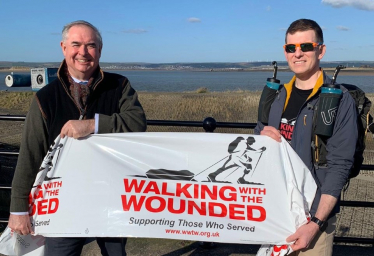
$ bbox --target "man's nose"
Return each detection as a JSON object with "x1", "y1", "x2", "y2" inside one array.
[
  {"x1": 78, "y1": 45, "x2": 88, "y2": 55},
  {"x1": 294, "y1": 47, "x2": 304, "y2": 57}
]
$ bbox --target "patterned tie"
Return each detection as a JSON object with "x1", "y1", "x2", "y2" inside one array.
[{"x1": 69, "y1": 80, "x2": 91, "y2": 111}]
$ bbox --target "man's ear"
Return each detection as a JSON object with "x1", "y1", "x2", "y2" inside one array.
[
  {"x1": 99, "y1": 44, "x2": 103, "y2": 55},
  {"x1": 60, "y1": 41, "x2": 67, "y2": 56},
  {"x1": 318, "y1": 45, "x2": 326, "y2": 60}
]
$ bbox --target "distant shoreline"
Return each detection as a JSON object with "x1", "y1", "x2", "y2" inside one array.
[{"x1": 1, "y1": 68, "x2": 373, "y2": 76}]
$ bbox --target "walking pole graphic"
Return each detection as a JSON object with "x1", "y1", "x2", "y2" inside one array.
[
  {"x1": 224, "y1": 166, "x2": 240, "y2": 179},
  {"x1": 250, "y1": 151, "x2": 264, "y2": 178},
  {"x1": 191, "y1": 155, "x2": 229, "y2": 181}
]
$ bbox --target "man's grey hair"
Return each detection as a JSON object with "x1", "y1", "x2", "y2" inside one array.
[{"x1": 62, "y1": 20, "x2": 103, "y2": 48}]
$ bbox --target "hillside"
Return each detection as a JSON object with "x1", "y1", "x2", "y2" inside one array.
[{"x1": 1, "y1": 61, "x2": 373, "y2": 71}]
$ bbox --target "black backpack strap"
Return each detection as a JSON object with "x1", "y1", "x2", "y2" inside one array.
[
  {"x1": 311, "y1": 95, "x2": 329, "y2": 169},
  {"x1": 311, "y1": 102, "x2": 318, "y2": 166}
]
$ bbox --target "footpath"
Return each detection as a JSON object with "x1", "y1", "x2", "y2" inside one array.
[{"x1": 81, "y1": 238, "x2": 374, "y2": 256}]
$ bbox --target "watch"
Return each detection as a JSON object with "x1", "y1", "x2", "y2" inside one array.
[{"x1": 310, "y1": 216, "x2": 326, "y2": 231}]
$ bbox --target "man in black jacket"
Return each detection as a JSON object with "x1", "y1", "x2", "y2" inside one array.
[
  {"x1": 9, "y1": 20, "x2": 147, "y2": 256},
  {"x1": 255, "y1": 19, "x2": 357, "y2": 256}
]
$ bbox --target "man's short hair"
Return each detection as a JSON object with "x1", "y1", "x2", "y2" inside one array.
[
  {"x1": 62, "y1": 20, "x2": 103, "y2": 48},
  {"x1": 285, "y1": 19, "x2": 323, "y2": 44}
]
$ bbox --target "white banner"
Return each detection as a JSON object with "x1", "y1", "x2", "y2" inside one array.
[{"x1": 1, "y1": 132, "x2": 316, "y2": 253}]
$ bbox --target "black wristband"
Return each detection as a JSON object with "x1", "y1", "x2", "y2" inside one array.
[{"x1": 310, "y1": 216, "x2": 326, "y2": 231}]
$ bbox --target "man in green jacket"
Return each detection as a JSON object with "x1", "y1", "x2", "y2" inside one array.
[{"x1": 8, "y1": 20, "x2": 147, "y2": 256}]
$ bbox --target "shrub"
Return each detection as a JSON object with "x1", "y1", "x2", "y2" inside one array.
[{"x1": 196, "y1": 87, "x2": 208, "y2": 93}]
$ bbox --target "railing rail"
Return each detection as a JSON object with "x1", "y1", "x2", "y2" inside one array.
[{"x1": 0, "y1": 115, "x2": 373, "y2": 245}]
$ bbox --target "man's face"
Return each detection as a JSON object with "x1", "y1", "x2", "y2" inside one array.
[
  {"x1": 60, "y1": 25, "x2": 102, "y2": 80},
  {"x1": 284, "y1": 30, "x2": 325, "y2": 79}
]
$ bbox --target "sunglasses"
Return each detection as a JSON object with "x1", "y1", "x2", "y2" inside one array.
[{"x1": 283, "y1": 42, "x2": 322, "y2": 53}]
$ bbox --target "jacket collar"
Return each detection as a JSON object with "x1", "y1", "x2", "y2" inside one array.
[
  {"x1": 57, "y1": 60, "x2": 104, "y2": 92},
  {"x1": 283, "y1": 69, "x2": 329, "y2": 110}
]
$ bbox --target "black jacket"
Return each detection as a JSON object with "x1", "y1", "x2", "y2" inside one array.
[
  {"x1": 10, "y1": 60, "x2": 147, "y2": 212},
  {"x1": 255, "y1": 71, "x2": 357, "y2": 216}
]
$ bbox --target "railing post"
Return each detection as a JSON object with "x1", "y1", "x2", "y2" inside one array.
[
  {"x1": 200, "y1": 117, "x2": 217, "y2": 249},
  {"x1": 203, "y1": 117, "x2": 217, "y2": 133}
]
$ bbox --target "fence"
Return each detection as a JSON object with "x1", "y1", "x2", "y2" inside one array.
[{"x1": 0, "y1": 115, "x2": 373, "y2": 245}]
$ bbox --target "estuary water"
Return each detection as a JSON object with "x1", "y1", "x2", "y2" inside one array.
[{"x1": 0, "y1": 70, "x2": 373, "y2": 92}]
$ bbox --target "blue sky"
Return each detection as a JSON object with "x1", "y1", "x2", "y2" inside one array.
[{"x1": 1, "y1": 0, "x2": 374, "y2": 63}]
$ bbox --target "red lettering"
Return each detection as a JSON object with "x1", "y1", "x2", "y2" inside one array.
[
  {"x1": 201, "y1": 185, "x2": 217, "y2": 200},
  {"x1": 167, "y1": 198, "x2": 185, "y2": 214},
  {"x1": 273, "y1": 245, "x2": 289, "y2": 252},
  {"x1": 208, "y1": 202, "x2": 226, "y2": 217},
  {"x1": 258, "y1": 188, "x2": 266, "y2": 195},
  {"x1": 176, "y1": 183, "x2": 192, "y2": 198},
  {"x1": 280, "y1": 130, "x2": 292, "y2": 140},
  {"x1": 43, "y1": 181, "x2": 63, "y2": 189},
  {"x1": 145, "y1": 196, "x2": 166, "y2": 213},
  {"x1": 219, "y1": 186, "x2": 237, "y2": 201},
  {"x1": 187, "y1": 201, "x2": 206, "y2": 215},
  {"x1": 34, "y1": 189, "x2": 43, "y2": 200},
  {"x1": 43, "y1": 183, "x2": 51, "y2": 190},
  {"x1": 229, "y1": 204, "x2": 245, "y2": 220},
  {"x1": 121, "y1": 195, "x2": 145, "y2": 211},
  {"x1": 238, "y1": 187, "x2": 249, "y2": 193},
  {"x1": 123, "y1": 179, "x2": 146, "y2": 193},
  {"x1": 37, "y1": 200, "x2": 48, "y2": 215},
  {"x1": 28, "y1": 193, "x2": 33, "y2": 204},
  {"x1": 48, "y1": 198, "x2": 59, "y2": 214},
  {"x1": 161, "y1": 183, "x2": 175, "y2": 196},
  {"x1": 143, "y1": 181, "x2": 160, "y2": 194},
  {"x1": 286, "y1": 132, "x2": 292, "y2": 140},
  {"x1": 193, "y1": 184, "x2": 199, "y2": 199},
  {"x1": 247, "y1": 205, "x2": 266, "y2": 222}
]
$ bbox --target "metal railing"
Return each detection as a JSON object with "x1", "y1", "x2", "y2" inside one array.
[{"x1": 0, "y1": 115, "x2": 373, "y2": 244}]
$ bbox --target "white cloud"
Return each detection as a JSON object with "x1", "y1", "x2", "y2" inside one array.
[
  {"x1": 266, "y1": 5, "x2": 271, "y2": 11},
  {"x1": 322, "y1": 0, "x2": 374, "y2": 11},
  {"x1": 122, "y1": 29, "x2": 148, "y2": 34},
  {"x1": 337, "y1": 25, "x2": 349, "y2": 31},
  {"x1": 187, "y1": 17, "x2": 201, "y2": 23}
]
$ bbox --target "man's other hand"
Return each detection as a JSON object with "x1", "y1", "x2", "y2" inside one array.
[
  {"x1": 8, "y1": 214, "x2": 34, "y2": 235},
  {"x1": 286, "y1": 222, "x2": 319, "y2": 252},
  {"x1": 260, "y1": 126, "x2": 282, "y2": 142},
  {"x1": 60, "y1": 119, "x2": 95, "y2": 139}
]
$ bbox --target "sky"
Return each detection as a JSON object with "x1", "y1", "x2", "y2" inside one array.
[{"x1": 1, "y1": 0, "x2": 374, "y2": 63}]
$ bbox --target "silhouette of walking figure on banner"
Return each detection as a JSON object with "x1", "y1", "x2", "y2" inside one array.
[{"x1": 208, "y1": 136, "x2": 266, "y2": 184}]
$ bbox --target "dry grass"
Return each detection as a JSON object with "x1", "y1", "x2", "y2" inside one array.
[
  {"x1": 138, "y1": 90, "x2": 261, "y2": 122},
  {"x1": 1, "y1": 90, "x2": 373, "y2": 124},
  {"x1": 0, "y1": 91, "x2": 35, "y2": 113},
  {"x1": 0, "y1": 90, "x2": 262, "y2": 122}
]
